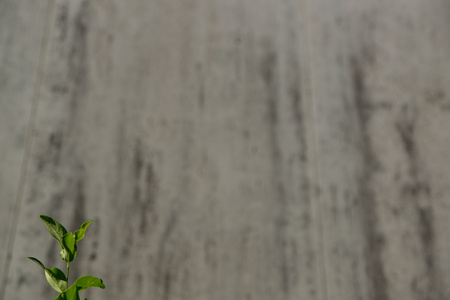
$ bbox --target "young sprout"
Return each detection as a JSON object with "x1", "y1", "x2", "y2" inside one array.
[{"x1": 28, "y1": 215, "x2": 105, "y2": 300}]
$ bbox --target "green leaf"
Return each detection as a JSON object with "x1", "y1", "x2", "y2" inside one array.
[
  {"x1": 53, "y1": 293, "x2": 64, "y2": 300},
  {"x1": 64, "y1": 285, "x2": 81, "y2": 300},
  {"x1": 27, "y1": 257, "x2": 45, "y2": 269},
  {"x1": 40, "y1": 215, "x2": 68, "y2": 242},
  {"x1": 28, "y1": 257, "x2": 67, "y2": 292},
  {"x1": 60, "y1": 232, "x2": 77, "y2": 262},
  {"x1": 74, "y1": 275, "x2": 105, "y2": 292},
  {"x1": 53, "y1": 285, "x2": 80, "y2": 300},
  {"x1": 45, "y1": 267, "x2": 68, "y2": 293},
  {"x1": 74, "y1": 220, "x2": 94, "y2": 243}
]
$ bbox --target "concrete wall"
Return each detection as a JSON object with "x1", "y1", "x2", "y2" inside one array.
[{"x1": 1, "y1": 0, "x2": 450, "y2": 299}]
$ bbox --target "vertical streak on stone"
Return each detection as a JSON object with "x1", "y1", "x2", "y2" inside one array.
[
  {"x1": 196, "y1": 63, "x2": 205, "y2": 108},
  {"x1": 67, "y1": 0, "x2": 90, "y2": 126},
  {"x1": 67, "y1": 0, "x2": 90, "y2": 254},
  {"x1": 285, "y1": 6, "x2": 316, "y2": 295},
  {"x1": 260, "y1": 48, "x2": 290, "y2": 295},
  {"x1": 351, "y1": 57, "x2": 389, "y2": 300},
  {"x1": 155, "y1": 212, "x2": 177, "y2": 300},
  {"x1": 132, "y1": 139, "x2": 156, "y2": 234},
  {"x1": 286, "y1": 14, "x2": 311, "y2": 240},
  {"x1": 298, "y1": 0, "x2": 331, "y2": 297},
  {"x1": 73, "y1": 176, "x2": 86, "y2": 228},
  {"x1": 143, "y1": 163, "x2": 156, "y2": 233},
  {"x1": 114, "y1": 100, "x2": 126, "y2": 204},
  {"x1": 396, "y1": 106, "x2": 439, "y2": 299},
  {"x1": 286, "y1": 9, "x2": 307, "y2": 166},
  {"x1": 134, "y1": 139, "x2": 143, "y2": 207}
]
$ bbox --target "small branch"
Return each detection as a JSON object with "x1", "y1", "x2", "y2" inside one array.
[{"x1": 67, "y1": 262, "x2": 70, "y2": 284}]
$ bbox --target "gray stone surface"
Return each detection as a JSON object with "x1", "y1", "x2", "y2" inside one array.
[
  {"x1": 309, "y1": 0, "x2": 450, "y2": 299},
  {"x1": 1, "y1": 0, "x2": 450, "y2": 299},
  {"x1": 3, "y1": 0, "x2": 321, "y2": 299},
  {"x1": 0, "y1": 0, "x2": 49, "y2": 295}
]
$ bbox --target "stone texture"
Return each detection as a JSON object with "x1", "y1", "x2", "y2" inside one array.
[
  {"x1": 2, "y1": 0, "x2": 450, "y2": 300},
  {"x1": 0, "y1": 0, "x2": 49, "y2": 295},
  {"x1": 3, "y1": 1, "x2": 320, "y2": 299},
  {"x1": 309, "y1": 0, "x2": 450, "y2": 299}
]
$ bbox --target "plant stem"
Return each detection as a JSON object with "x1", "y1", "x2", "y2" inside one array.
[{"x1": 67, "y1": 262, "x2": 70, "y2": 284}]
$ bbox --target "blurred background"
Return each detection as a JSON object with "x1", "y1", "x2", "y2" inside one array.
[{"x1": 1, "y1": 0, "x2": 450, "y2": 299}]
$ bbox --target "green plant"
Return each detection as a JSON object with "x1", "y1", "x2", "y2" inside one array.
[{"x1": 28, "y1": 215, "x2": 105, "y2": 300}]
